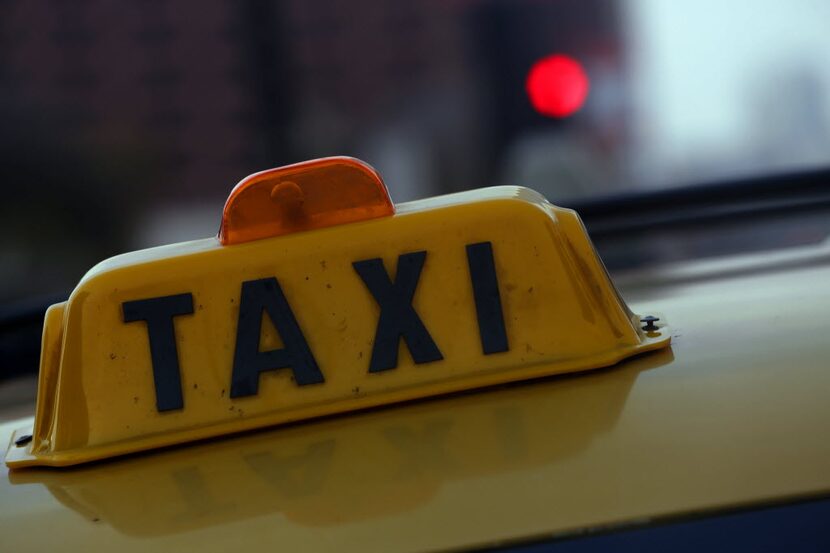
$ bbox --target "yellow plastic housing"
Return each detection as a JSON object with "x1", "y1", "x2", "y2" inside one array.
[{"x1": 6, "y1": 186, "x2": 668, "y2": 468}]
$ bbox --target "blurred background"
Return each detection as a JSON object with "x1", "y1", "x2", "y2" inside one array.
[
  {"x1": 2, "y1": 0, "x2": 830, "y2": 303},
  {"x1": 3, "y1": 0, "x2": 830, "y2": 417}
]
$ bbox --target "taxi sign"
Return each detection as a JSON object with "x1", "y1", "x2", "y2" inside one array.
[{"x1": 5, "y1": 157, "x2": 670, "y2": 468}]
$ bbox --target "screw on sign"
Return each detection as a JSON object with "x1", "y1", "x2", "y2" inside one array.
[{"x1": 641, "y1": 316, "x2": 660, "y2": 331}]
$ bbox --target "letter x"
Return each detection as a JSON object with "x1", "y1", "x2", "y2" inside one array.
[{"x1": 353, "y1": 251, "x2": 443, "y2": 372}]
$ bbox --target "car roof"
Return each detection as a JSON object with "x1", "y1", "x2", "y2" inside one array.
[{"x1": 2, "y1": 241, "x2": 830, "y2": 552}]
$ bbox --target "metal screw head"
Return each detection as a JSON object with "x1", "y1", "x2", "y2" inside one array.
[
  {"x1": 641, "y1": 315, "x2": 660, "y2": 331},
  {"x1": 14, "y1": 434, "x2": 32, "y2": 447}
]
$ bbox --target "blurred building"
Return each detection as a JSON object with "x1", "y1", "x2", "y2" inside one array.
[
  {"x1": 0, "y1": 0, "x2": 626, "y2": 301},
  {"x1": 2, "y1": 1, "x2": 277, "y2": 199}
]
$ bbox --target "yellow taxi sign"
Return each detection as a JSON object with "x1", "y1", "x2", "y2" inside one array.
[{"x1": 6, "y1": 157, "x2": 670, "y2": 468}]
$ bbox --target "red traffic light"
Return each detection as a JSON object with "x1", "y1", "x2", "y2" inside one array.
[{"x1": 526, "y1": 54, "x2": 590, "y2": 118}]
